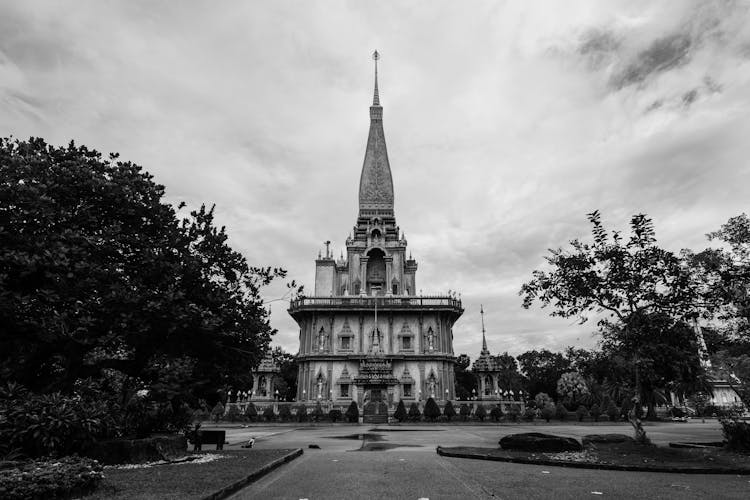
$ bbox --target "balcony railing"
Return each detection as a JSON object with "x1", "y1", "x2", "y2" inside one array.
[{"x1": 288, "y1": 295, "x2": 463, "y2": 313}]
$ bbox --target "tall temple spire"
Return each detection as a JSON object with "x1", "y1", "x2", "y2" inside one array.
[
  {"x1": 358, "y1": 50, "x2": 394, "y2": 217},
  {"x1": 480, "y1": 304, "x2": 489, "y2": 355}
]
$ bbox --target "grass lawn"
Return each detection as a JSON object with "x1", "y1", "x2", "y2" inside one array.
[
  {"x1": 86, "y1": 449, "x2": 298, "y2": 500},
  {"x1": 441, "y1": 442, "x2": 750, "y2": 472}
]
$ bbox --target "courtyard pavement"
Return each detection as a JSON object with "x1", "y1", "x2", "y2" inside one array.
[{"x1": 224, "y1": 421, "x2": 750, "y2": 499}]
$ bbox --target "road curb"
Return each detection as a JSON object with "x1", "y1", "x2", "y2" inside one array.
[
  {"x1": 436, "y1": 446, "x2": 750, "y2": 475},
  {"x1": 202, "y1": 448, "x2": 304, "y2": 500}
]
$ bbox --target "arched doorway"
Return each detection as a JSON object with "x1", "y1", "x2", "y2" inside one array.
[{"x1": 366, "y1": 248, "x2": 386, "y2": 295}]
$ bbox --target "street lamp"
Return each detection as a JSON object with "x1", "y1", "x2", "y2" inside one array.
[
  {"x1": 445, "y1": 389, "x2": 449, "y2": 401},
  {"x1": 274, "y1": 389, "x2": 279, "y2": 402},
  {"x1": 302, "y1": 389, "x2": 306, "y2": 401},
  {"x1": 471, "y1": 388, "x2": 476, "y2": 401}
]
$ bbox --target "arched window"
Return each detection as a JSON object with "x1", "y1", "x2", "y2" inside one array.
[{"x1": 484, "y1": 375, "x2": 492, "y2": 396}]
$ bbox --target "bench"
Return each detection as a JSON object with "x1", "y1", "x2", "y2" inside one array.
[{"x1": 188, "y1": 430, "x2": 226, "y2": 451}]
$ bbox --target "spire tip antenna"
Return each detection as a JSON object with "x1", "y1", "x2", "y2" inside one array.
[{"x1": 372, "y1": 50, "x2": 380, "y2": 106}]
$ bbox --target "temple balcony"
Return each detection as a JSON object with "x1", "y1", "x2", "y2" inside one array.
[{"x1": 288, "y1": 295, "x2": 463, "y2": 317}]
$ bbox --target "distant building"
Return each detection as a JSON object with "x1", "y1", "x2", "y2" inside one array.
[
  {"x1": 471, "y1": 306, "x2": 526, "y2": 405},
  {"x1": 287, "y1": 52, "x2": 463, "y2": 421},
  {"x1": 251, "y1": 352, "x2": 280, "y2": 401}
]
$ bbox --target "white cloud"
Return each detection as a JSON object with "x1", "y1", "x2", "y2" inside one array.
[{"x1": 1, "y1": 0, "x2": 749, "y2": 361}]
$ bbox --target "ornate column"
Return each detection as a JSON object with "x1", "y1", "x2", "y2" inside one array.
[
  {"x1": 360, "y1": 257, "x2": 369, "y2": 294},
  {"x1": 384, "y1": 256, "x2": 393, "y2": 294}
]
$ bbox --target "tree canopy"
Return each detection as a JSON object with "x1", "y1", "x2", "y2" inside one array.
[{"x1": 0, "y1": 137, "x2": 287, "y2": 406}]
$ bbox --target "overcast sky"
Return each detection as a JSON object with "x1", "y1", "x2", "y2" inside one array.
[{"x1": 2, "y1": 1, "x2": 749, "y2": 361}]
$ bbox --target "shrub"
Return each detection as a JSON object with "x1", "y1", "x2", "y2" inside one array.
[
  {"x1": 279, "y1": 405, "x2": 292, "y2": 422},
  {"x1": 296, "y1": 404, "x2": 308, "y2": 422},
  {"x1": 394, "y1": 400, "x2": 407, "y2": 422},
  {"x1": 329, "y1": 409, "x2": 342, "y2": 423},
  {"x1": 620, "y1": 397, "x2": 632, "y2": 420},
  {"x1": 244, "y1": 402, "x2": 258, "y2": 421},
  {"x1": 443, "y1": 401, "x2": 457, "y2": 421},
  {"x1": 475, "y1": 405, "x2": 487, "y2": 422},
  {"x1": 490, "y1": 406, "x2": 503, "y2": 422},
  {"x1": 523, "y1": 407, "x2": 536, "y2": 422},
  {"x1": 0, "y1": 456, "x2": 104, "y2": 500},
  {"x1": 225, "y1": 404, "x2": 242, "y2": 422},
  {"x1": 262, "y1": 406, "x2": 276, "y2": 422},
  {"x1": 408, "y1": 402, "x2": 422, "y2": 422},
  {"x1": 211, "y1": 402, "x2": 225, "y2": 423},
  {"x1": 0, "y1": 384, "x2": 111, "y2": 458},
  {"x1": 312, "y1": 403, "x2": 325, "y2": 422},
  {"x1": 534, "y1": 392, "x2": 552, "y2": 409},
  {"x1": 555, "y1": 403, "x2": 568, "y2": 421},
  {"x1": 541, "y1": 402, "x2": 555, "y2": 422},
  {"x1": 590, "y1": 403, "x2": 601, "y2": 422},
  {"x1": 459, "y1": 404, "x2": 471, "y2": 421},
  {"x1": 670, "y1": 406, "x2": 686, "y2": 418},
  {"x1": 606, "y1": 401, "x2": 619, "y2": 421},
  {"x1": 576, "y1": 405, "x2": 589, "y2": 422},
  {"x1": 424, "y1": 398, "x2": 441, "y2": 421},
  {"x1": 720, "y1": 418, "x2": 750, "y2": 452},
  {"x1": 345, "y1": 401, "x2": 359, "y2": 423},
  {"x1": 191, "y1": 409, "x2": 210, "y2": 423},
  {"x1": 508, "y1": 404, "x2": 521, "y2": 423}
]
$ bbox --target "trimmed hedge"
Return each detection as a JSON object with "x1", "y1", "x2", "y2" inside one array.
[
  {"x1": 721, "y1": 418, "x2": 750, "y2": 452},
  {"x1": 0, "y1": 456, "x2": 104, "y2": 500}
]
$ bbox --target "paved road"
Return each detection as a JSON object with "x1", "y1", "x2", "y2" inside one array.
[{"x1": 225, "y1": 422, "x2": 750, "y2": 499}]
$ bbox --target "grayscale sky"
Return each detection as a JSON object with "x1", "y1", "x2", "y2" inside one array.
[{"x1": 2, "y1": 1, "x2": 749, "y2": 361}]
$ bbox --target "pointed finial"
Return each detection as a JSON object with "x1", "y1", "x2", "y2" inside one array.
[
  {"x1": 480, "y1": 304, "x2": 489, "y2": 354},
  {"x1": 372, "y1": 50, "x2": 380, "y2": 106}
]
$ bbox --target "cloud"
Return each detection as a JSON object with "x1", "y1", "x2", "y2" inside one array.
[{"x1": 1, "y1": 1, "x2": 749, "y2": 361}]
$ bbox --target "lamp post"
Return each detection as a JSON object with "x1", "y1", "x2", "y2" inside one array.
[
  {"x1": 495, "y1": 389, "x2": 499, "y2": 400},
  {"x1": 302, "y1": 389, "x2": 306, "y2": 402},
  {"x1": 274, "y1": 389, "x2": 279, "y2": 402},
  {"x1": 472, "y1": 388, "x2": 476, "y2": 401},
  {"x1": 445, "y1": 388, "x2": 449, "y2": 401}
]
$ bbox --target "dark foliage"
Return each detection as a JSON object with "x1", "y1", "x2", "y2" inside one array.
[
  {"x1": 328, "y1": 409, "x2": 342, "y2": 423},
  {"x1": 0, "y1": 456, "x2": 104, "y2": 500},
  {"x1": 262, "y1": 405, "x2": 276, "y2": 422},
  {"x1": 590, "y1": 403, "x2": 601, "y2": 421},
  {"x1": 576, "y1": 405, "x2": 589, "y2": 422},
  {"x1": 0, "y1": 383, "x2": 111, "y2": 458},
  {"x1": 345, "y1": 401, "x2": 359, "y2": 423},
  {"x1": 0, "y1": 137, "x2": 293, "y2": 433},
  {"x1": 423, "y1": 398, "x2": 441, "y2": 421},
  {"x1": 475, "y1": 405, "x2": 487, "y2": 422},
  {"x1": 394, "y1": 400, "x2": 407, "y2": 422},
  {"x1": 311, "y1": 403, "x2": 325, "y2": 422},
  {"x1": 279, "y1": 405, "x2": 292, "y2": 422},
  {"x1": 720, "y1": 418, "x2": 750, "y2": 452},
  {"x1": 443, "y1": 400, "x2": 456, "y2": 421},
  {"x1": 490, "y1": 405, "x2": 503, "y2": 422},
  {"x1": 296, "y1": 404, "x2": 308, "y2": 422},
  {"x1": 555, "y1": 403, "x2": 568, "y2": 421},
  {"x1": 459, "y1": 403, "x2": 470, "y2": 421},
  {"x1": 244, "y1": 403, "x2": 257, "y2": 421},
  {"x1": 408, "y1": 402, "x2": 421, "y2": 422}
]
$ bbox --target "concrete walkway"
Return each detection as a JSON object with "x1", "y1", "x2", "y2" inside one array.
[{"x1": 225, "y1": 422, "x2": 750, "y2": 499}]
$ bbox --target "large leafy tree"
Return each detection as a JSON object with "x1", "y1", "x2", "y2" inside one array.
[
  {"x1": 492, "y1": 352, "x2": 527, "y2": 394},
  {"x1": 271, "y1": 347, "x2": 298, "y2": 401},
  {"x1": 0, "y1": 137, "x2": 287, "y2": 406},
  {"x1": 520, "y1": 211, "x2": 703, "y2": 440},
  {"x1": 517, "y1": 349, "x2": 570, "y2": 400},
  {"x1": 454, "y1": 354, "x2": 476, "y2": 400},
  {"x1": 688, "y1": 214, "x2": 750, "y2": 404}
]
